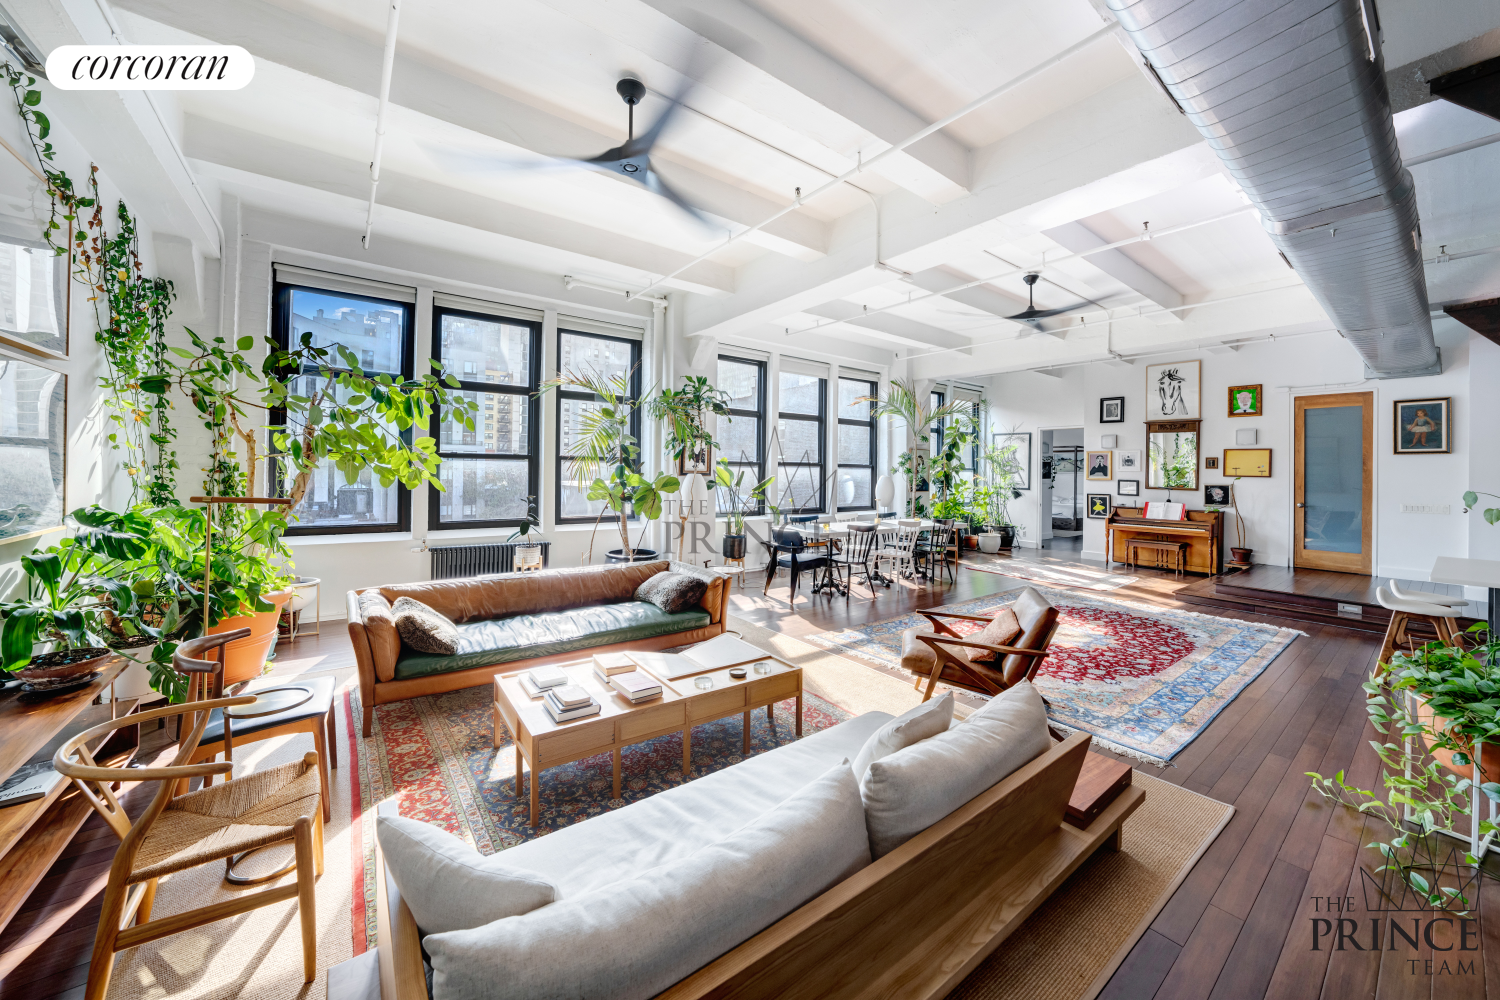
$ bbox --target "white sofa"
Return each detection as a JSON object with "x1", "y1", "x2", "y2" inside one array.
[{"x1": 374, "y1": 683, "x2": 1142, "y2": 1000}]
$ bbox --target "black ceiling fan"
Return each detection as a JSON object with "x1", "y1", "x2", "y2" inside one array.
[{"x1": 1005, "y1": 273, "x2": 1091, "y2": 325}]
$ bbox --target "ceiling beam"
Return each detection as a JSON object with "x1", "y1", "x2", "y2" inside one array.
[
  {"x1": 799, "y1": 301, "x2": 973, "y2": 352},
  {"x1": 111, "y1": 0, "x2": 831, "y2": 260},
  {"x1": 1041, "y1": 220, "x2": 1184, "y2": 321},
  {"x1": 904, "y1": 265, "x2": 1030, "y2": 319}
]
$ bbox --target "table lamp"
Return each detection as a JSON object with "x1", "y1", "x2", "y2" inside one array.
[{"x1": 875, "y1": 474, "x2": 895, "y2": 513}]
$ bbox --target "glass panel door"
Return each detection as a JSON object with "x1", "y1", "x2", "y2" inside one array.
[{"x1": 1294, "y1": 392, "x2": 1372, "y2": 573}]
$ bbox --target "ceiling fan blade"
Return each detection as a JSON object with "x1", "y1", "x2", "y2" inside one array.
[
  {"x1": 1004, "y1": 300, "x2": 1092, "y2": 322},
  {"x1": 642, "y1": 168, "x2": 714, "y2": 226},
  {"x1": 422, "y1": 142, "x2": 598, "y2": 178}
]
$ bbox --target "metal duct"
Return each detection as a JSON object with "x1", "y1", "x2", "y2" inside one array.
[{"x1": 1107, "y1": 0, "x2": 1439, "y2": 376}]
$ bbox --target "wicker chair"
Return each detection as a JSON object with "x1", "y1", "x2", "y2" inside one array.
[{"x1": 52, "y1": 631, "x2": 325, "y2": 1000}]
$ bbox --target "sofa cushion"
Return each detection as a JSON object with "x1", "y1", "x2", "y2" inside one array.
[
  {"x1": 861, "y1": 681, "x2": 1051, "y2": 859},
  {"x1": 635, "y1": 570, "x2": 709, "y2": 614},
  {"x1": 424, "y1": 763, "x2": 871, "y2": 1000},
  {"x1": 392, "y1": 596, "x2": 459, "y2": 655},
  {"x1": 496, "y1": 709, "x2": 890, "y2": 899},
  {"x1": 380, "y1": 561, "x2": 672, "y2": 623},
  {"x1": 849, "y1": 691, "x2": 953, "y2": 782},
  {"x1": 393, "y1": 602, "x2": 710, "y2": 681},
  {"x1": 358, "y1": 592, "x2": 401, "y2": 682},
  {"x1": 376, "y1": 814, "x2": 555, "y2": 934}
]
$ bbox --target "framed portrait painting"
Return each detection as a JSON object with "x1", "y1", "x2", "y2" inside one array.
[
  {"x1": 1099, "y1": 396, "x2": 1124, "y2": 423},
  {"x1": 1085, "y1": 450, "x2": 1112, "y2": 480},
  {"x1": 1394, "y1": 398, "x2": 1450, "y2": 454},
  {"x1": 1144, "y1": 360, "x2": 1200, "y2": 419},
  {"x1": 1086, "y1": 494, "x2": 1112, "y2": 519},
  {"x1": 1228, "y1": 384, "x2": 1262, "y2": 417},
  {"x1": 1115, "y1": 449, "x2": 1142, "y2": 475}
]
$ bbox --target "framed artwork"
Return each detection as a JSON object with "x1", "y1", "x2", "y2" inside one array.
[
  {"x1": 1085, "y1": 450, "x2": 1112, "y2": 480},
  {"x1": 1223, "y1": 448, "x2": 1272, "y2": 477},
  {"x1": 1145, "y1": 360, "x2": 1200, "y2": 419},
  {"x1": 1086, "y1": 494, "x2": 1112, "y2": 519},
  {"x1": 1099, "y1": 396, "x2": 1124, "y2": 423},
  {"x1": 1116, "y1": 449, "x2": 1142, "y2": 475},
  {"x1": 677, "y1": 441, "x2": 712, "y2": 476},
  {"x1": 1041, "y1": 457, "x2": 1053, "y2": 482},
  {"x1": 1204, "y1": 456, "x2": 1219, "y2": 469},
  {"x1": 1394, "y1": 397, "x2": 1450, "y2": 454},
  {"x1": 1228, "y1": 383, "x2": 1262, "y2": 417},
  {"x1": 0, "y1": 354, "x2": 65, "y2": 540},
  {"x1": 1204, "y1": 484, "x2": 1232, "y2": 507},
  {"x1": 992, "y1": 431, "x2": 1031, "y2": 490},
  {"x1": 1117, "y1": 479, "x2": 1139, "y2": 497}
]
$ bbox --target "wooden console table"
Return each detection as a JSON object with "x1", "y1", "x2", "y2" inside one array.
[{"x1": 0, "y1": 658, "x2": 139, "y2": 935}]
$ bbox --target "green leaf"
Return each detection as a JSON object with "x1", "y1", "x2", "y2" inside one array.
[
  {"x1": 23, "y1": 89, "x2": 40, "y2": 106},
  {"x1": 237, "y1": 336, "x2": 254, "y2": 350},
  {"x1": 0, "y1": 610, "x2": 42, "y2": 671},
  {"x1": 1464, "y1": 491, "x2": 1480, "y2": 508}
]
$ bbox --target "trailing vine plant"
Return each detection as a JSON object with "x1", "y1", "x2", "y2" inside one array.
[{"x1": 3, "y1": 64, "x2": 83, "y2": 257}]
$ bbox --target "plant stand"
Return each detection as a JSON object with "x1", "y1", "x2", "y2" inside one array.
[
  {"x1": 1402, "y1": 689, "x2": 1498, "y2": 864},
  {"x1": 719, "y1": 557, "x2": 747, "y2": 589}
]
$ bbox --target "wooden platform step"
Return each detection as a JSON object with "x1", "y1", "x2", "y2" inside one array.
[{"x1": 1176, "y1": 573, "x2": 1481, "y2": 636}]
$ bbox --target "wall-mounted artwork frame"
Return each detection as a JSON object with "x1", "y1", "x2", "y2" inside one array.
[
  {"x1": 1099, "y1": 396, "x2": 1124, "y2": 423},
  {"x1": 0, "y1": 351, "x2": 66, "y2": 541},
  {"x1": 1223, "y1": 448, "x2": 1272, "y2": 477},
  {"x1": 1145, "y1": 360, "x2": 1200, "y2": 419},
  {"x1": 1085, "y1": 450, "x2": 1112, "y2": 480},
  {"x1": 1117, "y1": 479, "x2": 1139, "y2": 497},
  {"x1": 1086, "y1": 494, "x2": 1112, "y2": 518},
  {"x1": 1204, "y1": 484, "x2": 1232, "y2": 507},
  {"x1": 992, "y1": 431, "x2": 1031, "y2": 490},
  {"x1": 1204, "y1": 456, "x2": 1219, "y2": 469},
  {"x1": 1116, "y1": 449, "x2": 1142, "y2": 475},
  {"x1": 1393, "y1": 397, "x2": 1450, "y2": 454},
  {"x1": 1228, "y1": 383, "x2": 1262, "y2": 417}
]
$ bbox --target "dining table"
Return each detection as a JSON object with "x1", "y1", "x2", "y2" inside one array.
[{"x1": 790, "y1": 519, "x2": 938, "y2": 590}]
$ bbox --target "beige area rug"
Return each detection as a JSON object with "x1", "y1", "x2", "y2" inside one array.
[
  {"x1": 106, "y1": 681, "x2": 357, "y2": 1000},
  {"x1": 950, "y1": 773, "x2": 1233, "y2": 1000}
]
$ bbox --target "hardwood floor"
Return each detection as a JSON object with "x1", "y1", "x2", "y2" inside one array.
[{"x1": 2, "y1": 543, "x2": 1486, "y2": 999}]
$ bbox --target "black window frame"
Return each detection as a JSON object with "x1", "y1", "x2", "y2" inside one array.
[
  {"x1": 836, "y1": 376, "x2": 877, "y2": 512},
  {"x1": 716, "y1": 354, "x2": 766, "y2": 517},
  {"x1": 427, "y1": 304, "x2": 542, "y2": 532},
  {"x1": 271, "y1": 279, "x2": 414, "y2": 536},
  {"x1": 777, "y1": 370, "x2": 827, "y2": 515},
  {"x1": 555, "y1": 328, "x2": 642, "y2": 525}
]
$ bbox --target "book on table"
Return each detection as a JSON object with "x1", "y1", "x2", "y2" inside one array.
[
  {"x1": 520, "y1": 665, "x2": 571, "y2": 699},
  {"x1": 627, "y1": 633, "x2": 769, "y2": 680},
  {"x1": 592, "y1": 651, "x2": 637, "y2": 676},
  {"x1": 609, "y1": 670, "x2": 662, "y2": 703},
  {"x1": 0, "y1": 760, "x2": 64, "y2": 808},
  {"x1": 544, "y1": 687, "x2": 601, "y2": 723}
]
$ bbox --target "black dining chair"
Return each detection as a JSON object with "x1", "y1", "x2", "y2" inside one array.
[
  {"x1": 763, "y1": 525, "x2": 830, "y2": 605},
  {"x1": 916, "y1": 519, "x2": 957, "y2": 584},
  {"x1": 832, "y1": 522, "x2": 882, "y2": 599}
]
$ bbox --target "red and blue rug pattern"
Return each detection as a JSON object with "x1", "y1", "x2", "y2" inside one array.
[
  {"x1": 804, "y1": 586, "x2": 1300, "y2": 763},
  {"x1": 349, "y1": 684, "x2": 849, "y2": 950}
]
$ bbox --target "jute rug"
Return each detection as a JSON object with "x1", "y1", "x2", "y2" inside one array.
[{"x1": 804, "y1": 587, "x2": 1301, "y2": 762}]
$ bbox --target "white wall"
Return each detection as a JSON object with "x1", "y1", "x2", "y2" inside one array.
[{"x1": 984, "y1": 368, "x2": 1089, "y2": 547}]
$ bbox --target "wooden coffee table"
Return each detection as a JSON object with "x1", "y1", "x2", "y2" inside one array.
[{"x1": 493, "y1": 654, "x2": 803, "y2": 825}]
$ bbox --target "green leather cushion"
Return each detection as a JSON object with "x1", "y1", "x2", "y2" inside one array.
[{"x1": 393, "y1": 601, "x2": 711, "y2": 681}]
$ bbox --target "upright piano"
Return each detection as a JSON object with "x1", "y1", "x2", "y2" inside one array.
[{"x1": 1105, "y1": 507, "x2": 1223, "y2": 575}]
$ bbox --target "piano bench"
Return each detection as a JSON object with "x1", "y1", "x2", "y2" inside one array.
[{"x1": 1125, "y1": 539, "x2": 1189, "y2": 578}]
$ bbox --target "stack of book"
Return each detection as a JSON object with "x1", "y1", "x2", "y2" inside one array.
[
  {"x1": 521, "y1": 665, "x2": 570, "y2": 699},
  {"x1": 592, "y1": 651, "x2": 638, "y2": 686},
  {"x1": 544, "y1": 683, "x2": 600, "y2": 723},
  {"x1": 608, "y1": 670, "x2": 662, "y2": 704}
]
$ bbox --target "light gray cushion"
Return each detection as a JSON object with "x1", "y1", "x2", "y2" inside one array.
[
  {"x1": 849, "y1": 691, "x2": 953, "y2": 782},
  {"x1": 424, "y1": 762, "x2": 871, "y2": 1000},
  {"x1": 861, "y1": 681, "x2": 1052, "y2": 859},
  {"x1": 376, "y1": 815, "x2": 556, "y2": 934}
]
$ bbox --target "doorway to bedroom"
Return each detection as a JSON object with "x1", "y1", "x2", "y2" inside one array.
[{"x1": 1041, "y1": 428, "x2": 1084, "y2": 545}]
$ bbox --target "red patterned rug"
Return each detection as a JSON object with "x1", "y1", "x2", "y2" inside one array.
[
  {"x1": 344, "y1": 682, "x2": 849, "y2": 954},
  {"x1": 804, "y1": 586, "x2": 1300, "y2": 765}
]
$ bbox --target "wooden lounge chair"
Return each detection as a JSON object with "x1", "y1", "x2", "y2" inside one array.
[{"x1": 901, "y1": 586, "x2": 1061, "y2": 702}]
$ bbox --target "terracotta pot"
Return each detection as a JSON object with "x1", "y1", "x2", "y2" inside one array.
[
  {"x1": 1230, "y1": 547, "x2": 1253, "y2": 564},
  {"x1": 207, "y1": 590, "x2": 292, "y2": 687},
  {"x1": 1415, "y1": 696, "x2": 1490, "y2": 782},
  {"x1": 19, "y1": 646, "x2": 113, "y2": 680}
]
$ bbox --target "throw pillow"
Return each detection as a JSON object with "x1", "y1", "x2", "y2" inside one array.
[
  {"x1": 966, "y1": 607, "x2": 1023, "y2": 664},
  {"x1": 423, "y1": 762, "x2": 870, "y2": 1000},
  {"x1": 376, "y1": 815, "x2": 556, "y2": 934},
  {"x1": 634, "y1": 571, "x2": 709, "y2": 614},
  {"x1": 861, "y1": 681, "x2": 1051, "y2": 859},
  {"x1": 849, "y1": 691, "x2": 954, "y2": 781},
  {"x1": 391, "y1": 596, "x2": 460, "y2": 655},
  {"x1": 358, "y1": 592, "x2": 401, "y2": 682}
]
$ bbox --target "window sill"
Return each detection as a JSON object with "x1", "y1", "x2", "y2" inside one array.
[{"x1": 286, "y1": 531, "x2": 414, "y2": 546}]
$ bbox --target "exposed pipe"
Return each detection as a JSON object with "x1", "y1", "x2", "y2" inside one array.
[
  {"x1": 362, "y1": 0, "x2": 401, "y2": 249},
  {"x1": 626, "y1": 20, "x2": 1122, "y2": 300},
  {"x1": 1404, "y1": 131, "x2": 1500, "y2": 167}
]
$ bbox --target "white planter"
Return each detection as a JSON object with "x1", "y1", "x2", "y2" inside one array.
[
  {"x1": 978, "y1": 533, "x2": 1004, "y2": 554},
  {"x1": 112, "y1": 653, "x2": 158, "y2": 701},
  {"x1": 287, "y1": 576, "x2": 321, "y2": 613}
]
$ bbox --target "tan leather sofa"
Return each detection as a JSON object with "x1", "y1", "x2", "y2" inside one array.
[{"x1": 348, "y1": 561, "x2": 727, "y2": 736}]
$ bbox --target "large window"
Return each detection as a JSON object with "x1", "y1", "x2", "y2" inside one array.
[
  {"x1": 430, "y1": 305, "x2": 540, "y2": 529},
  {"x1": 556, "y1": 329, "x2": 640, "y2": 523},
  {"x1": 272, "y1": 281, "x2": 413, "y2": 535},
  {"x1": 836, "y1": 377, "x2": 876, "y2": 511},
  {"x1": 777, "y1": 371, "x2": 825, "y2": 513},
  {"x1": 716, "y1": 355, "x2": 765, "y2": 515}
]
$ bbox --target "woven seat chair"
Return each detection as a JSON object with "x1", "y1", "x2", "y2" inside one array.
[{"x1": 52, "y1": 630, "x2": 325, "y2": 1000}]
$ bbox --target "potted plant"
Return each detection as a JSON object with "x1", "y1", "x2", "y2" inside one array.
[
  {"x1": 713, "y1": 459, "x2": 772, "y2": 561},
  {"x1": 540, "y1": 365, "x2": 679, "y2": 563},
  {"x1": 507, "y1": 496, "x2": 544, "y2": 569},
  {"x1": 1223, "y1": 478, "x2": 1252, "y2": 567},
  {"x1": 649, "y1": 376, "x2": 731, "y2": 474},
  {"x1": 982, "y1": 440, "x2": 1024, "y2": 550},
  {"x1": 861, "y1": 381, "x2": 977, "y2": 522}
]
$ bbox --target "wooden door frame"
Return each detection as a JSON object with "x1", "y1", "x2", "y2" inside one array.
[{"x1": 1293, "y1": 391, "x2": 1373, "y2": 574}]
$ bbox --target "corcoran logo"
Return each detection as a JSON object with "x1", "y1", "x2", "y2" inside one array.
[{"x1": 44, "y1": 45, "x2": 254, "y2": 90}]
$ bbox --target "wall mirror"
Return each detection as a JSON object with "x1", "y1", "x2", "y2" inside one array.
[{"x1": 1146, "y1": 419, "x2": 1199, "y2": 491}]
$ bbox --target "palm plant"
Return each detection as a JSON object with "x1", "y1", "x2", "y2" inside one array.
[
  {"x1": 539, "y1": 365, "x2": 678, "y2": 563},
  {"x1": 860, "y1": 380, "x2": 976, "y2": 518}
]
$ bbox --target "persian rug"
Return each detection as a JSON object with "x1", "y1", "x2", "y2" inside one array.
[
  {"x1": 349, "y1": 683, "x2": 851, "y2": 952},
  {"x1": 965, "y1": 557, "x2": 1138, "y2": 592},
  {"x1": 804, "y1": 587, "x2": 1301, "y2": 763}
]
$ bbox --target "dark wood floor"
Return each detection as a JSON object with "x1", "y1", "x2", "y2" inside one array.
[{"x1": 3, "y1": 542, "x2": 1489, "y2": 999}]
